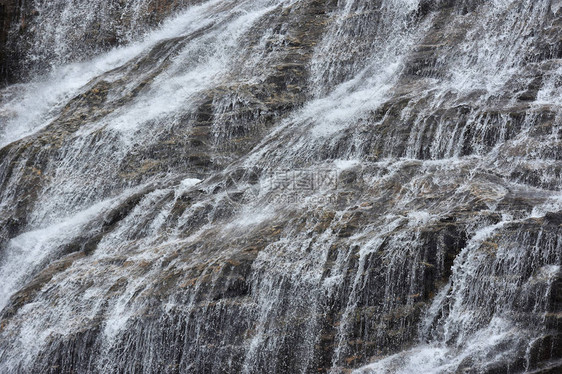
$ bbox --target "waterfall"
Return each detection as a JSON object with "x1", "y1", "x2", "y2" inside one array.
[{"x1": 0, "y1": 0, "x2": 560, "y2": 373}]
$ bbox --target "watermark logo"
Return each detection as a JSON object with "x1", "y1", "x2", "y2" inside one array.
[
  {"x1": 224, "y1": 168, "x2": 341, "y2": 206},
  {"x1": 268, "y1": 169, "x2": 338, "y2": 192}
]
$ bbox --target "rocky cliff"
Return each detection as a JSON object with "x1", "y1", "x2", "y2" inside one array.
[
  {"x1": 0, "y1": 0, "x2": 21, "y2": 84},
  {"x1": 0, "y1": 0, "x2": 560, "y2": 373}
]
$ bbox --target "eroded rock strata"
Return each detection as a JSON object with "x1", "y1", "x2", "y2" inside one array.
[{"x1": 0, "y1": 0, "x2": 560, "y2": 373}]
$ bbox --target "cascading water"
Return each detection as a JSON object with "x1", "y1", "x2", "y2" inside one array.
[{"x1": 0, "y1": 0, "x2": 560, "y2": 373}]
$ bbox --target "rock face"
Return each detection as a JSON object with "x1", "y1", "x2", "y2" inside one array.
[
  {"x1": 0, "y1": 0, "x2": 21, "y2": 84},
  {"x1": 0, "y1": 0, "x2": 199, "y2": 84},
  {"x1": 0, "y1": 0, "x2": 561, "y2": 373}
]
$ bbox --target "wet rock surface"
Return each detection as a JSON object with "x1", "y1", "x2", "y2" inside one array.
[
  {"x1": 0, "y1": 0, "x2": 202, "y2": 84},
  {"x1": 0, "y1": 0, "x2": 561, "y2": 373}
]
